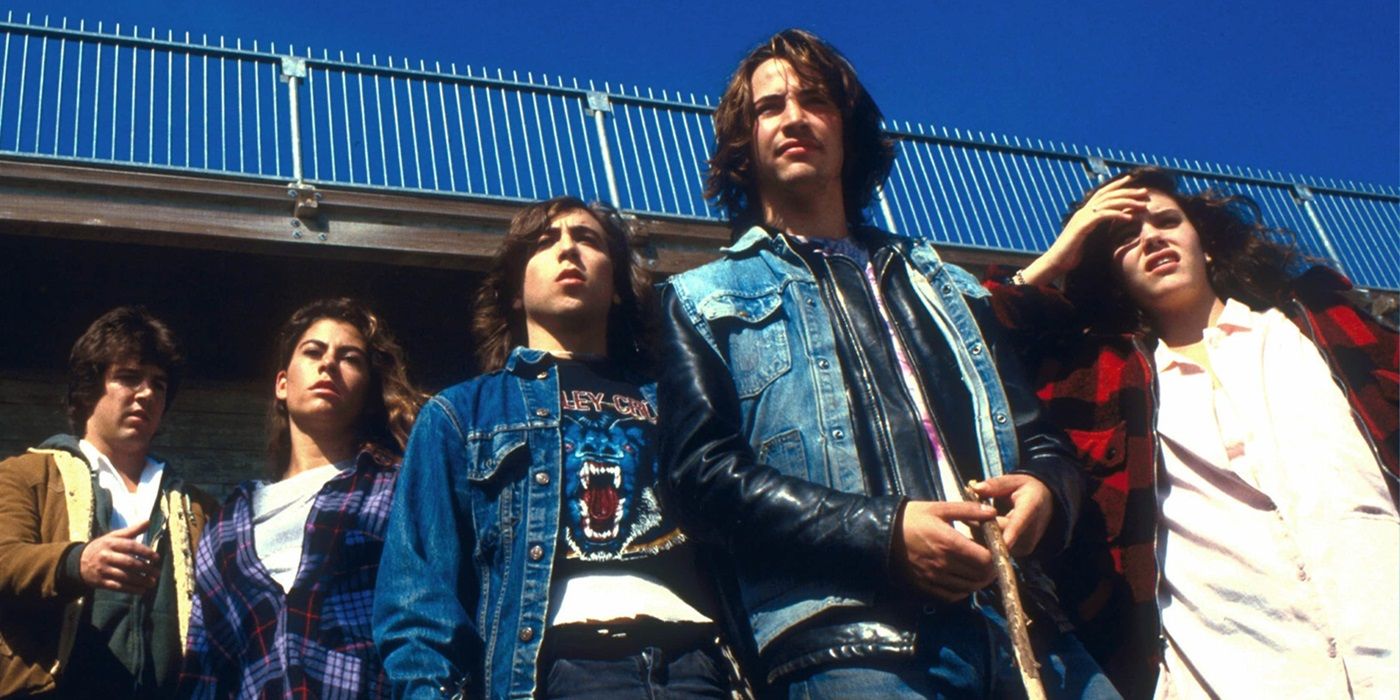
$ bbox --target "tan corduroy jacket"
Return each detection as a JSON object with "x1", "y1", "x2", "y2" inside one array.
[{"x1": 0, "y1": 443, "x2": 215, "y2": 697}]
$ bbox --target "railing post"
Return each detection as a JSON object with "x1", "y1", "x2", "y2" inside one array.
[
  {"x1": 280, "y1": 56, "x2": 306, "y2": 187},
  {"x1": 1291, "y1": 183, "x2": 1347, "y2": 274},
  {"x1": 586, "y1": 90, "x2": 623, "y2": 207},
  {"x1": 875, "y1": 184, "x2": 898, "y2": 234},
  {"x1": 279, "y1": 55, "x2": 320, "y2": 221},
  {"x1": 1085, "y1": 155, "x2": 1111, "y2": 183}
]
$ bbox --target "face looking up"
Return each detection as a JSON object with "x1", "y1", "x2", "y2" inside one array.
[
  {"x1": 749, "y1": 58, "x2": 845, "y2": 206},
  {"x1": 518, "y1": 208, "x2": 616, "y2": 349},
  {"x1": 1109, "y1": 190, "x2": 1217, "y2": 320},
  {"x1": 276, "y1": 318, "x2": 370, "y2": 440}
]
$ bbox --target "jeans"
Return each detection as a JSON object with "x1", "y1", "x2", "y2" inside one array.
[
  {"x1": 542, "y1": 645, "x2": 730, "y2": 700},
  {"x1": 786, "y1": 603, "x2": 1122, "y2": 700}
]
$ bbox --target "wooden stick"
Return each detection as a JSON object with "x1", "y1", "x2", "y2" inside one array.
[{"x1": 964, "y1": 483, "x2": 1047, "y2": 700}]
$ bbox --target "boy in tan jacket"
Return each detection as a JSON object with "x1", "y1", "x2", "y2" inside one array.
[{"x1": 0, "y1": 307, "x2": 215, "y2": 698}]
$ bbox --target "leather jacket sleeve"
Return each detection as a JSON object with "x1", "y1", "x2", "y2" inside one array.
[
  {"x1": 657, "y1": 286, "x2": 906, "y2": 581},
  {"x1": 971, "y1": 294, "x2": 1085, "y2": 557}
]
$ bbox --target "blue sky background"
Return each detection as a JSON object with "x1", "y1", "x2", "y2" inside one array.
[{"x1": 8, "y1": 0, "x2": 1397, "y2": 186}]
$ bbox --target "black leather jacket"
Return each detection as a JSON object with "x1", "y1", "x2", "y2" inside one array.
[{"x1": 657, "y1": 227, "x2": 1084, "y2": 686}]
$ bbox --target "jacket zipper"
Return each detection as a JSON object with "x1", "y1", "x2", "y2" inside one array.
[
  {"x1": 875, "y1": 251, "x2": 962, "y2": 500},
  {"x1": 825, "y1": 254, "x2": 909, "y2": 496}
]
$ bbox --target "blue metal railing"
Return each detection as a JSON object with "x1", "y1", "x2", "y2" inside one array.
[{"x1": 1, "y1": 14, "x2": 1395, "y2": 289}]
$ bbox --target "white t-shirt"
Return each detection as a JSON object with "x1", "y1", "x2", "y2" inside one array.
[{"x1": 250, "y1": 462, "x2": 348, "y2": 592}]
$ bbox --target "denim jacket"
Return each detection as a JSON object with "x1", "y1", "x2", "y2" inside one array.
[
  {"x1": 373, "y1": 348, "x2": 658, "y2": 700},
  {"x1": 661, "y1": 225, "x2": 1079, "y2": 657}
]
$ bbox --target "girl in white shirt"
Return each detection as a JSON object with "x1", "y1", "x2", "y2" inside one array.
[{"x1": 179, "y1": 298, "x2": 425, "y2": 698}]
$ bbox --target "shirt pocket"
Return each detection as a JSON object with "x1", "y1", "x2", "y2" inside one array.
[
  {"x1": 463, "y1": 429, "x2": 530, "y2": 567},
  {"x1": 699, "y1": 289, "x2": 792, "y2": 399},
  {"x1": 1066, "y1": 421, "x2": 1128, "y2": 478},
  {"x1": 757, "y1": 428, "x2": 811, "y2": 482}
]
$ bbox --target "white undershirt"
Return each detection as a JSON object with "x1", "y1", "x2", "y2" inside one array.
[
  {"x1": 548, "y1": 572, "x2": 711, "y2": 626},
  {"x1": 1152, "y1": 300, "x2": 1399, "y2": 699},
  {"x1": 80, "y1": 439, "x2": 164, "y2": 532},
  {"x1": 250, "y1": 462, "x2": 348, "y2": 592}
]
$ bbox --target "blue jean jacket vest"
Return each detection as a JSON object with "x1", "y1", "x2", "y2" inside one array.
[
  {"x1": 664, "y1": 225, "x2": 1023, "y2": 653},
  {"x1": 373, "y1": 348, "x2": 659, "y2": 700}
]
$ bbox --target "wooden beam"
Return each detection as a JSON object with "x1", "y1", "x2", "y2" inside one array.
[
  {"x1": 0, "y1": 158, "x2": 735, "y2": 274},
  {"x1": 0, "y1": 157, "x2": 1036, "y2": 275}
]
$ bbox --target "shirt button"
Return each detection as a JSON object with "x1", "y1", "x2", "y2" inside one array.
[
  {"x1": 529, "y1": 545, "x2": 544, "y2": 561},
  {"x1": 940, "y1": 284, "x2": 953, "y2": 295},
  {"x1": 1327, "y1": 640, "x2": 1337, "y2": 658},
  {"x1": 535, "y1": 408, "x2": 549, "y2": 418},
  {"x1": 534, "y1": 471, "x2": 551, "y2": 486},
  {"x1": 994, "y1": 413, "x2": 1008, "y2": 424},
  {"x1": 537, "y1": 371, "x2": 548, "y2": 380},
  {"x1": 832, "y1": 429, "x2": 845, "y2": 440},
  {"x1": 1297, "y1": 564, "x2": 1308, "y2": 581},
  {"x1": 970, "y1": 342, "x2": 983, "y2": 355},
  {"x1": 805, "y1": 298, "x2": 816, "y2": 307},
  {"x1": 519, "y1": 627, "x2": 535, "y2": 643},
  {"x1": 817, "y1": 359, "x2": 830, "y2": 369}
]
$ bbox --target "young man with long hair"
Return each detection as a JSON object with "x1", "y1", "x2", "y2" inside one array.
[
  {"x1": 658, "y1": 29, "x2": 1114, "y2": 698},
  {"x1": 1002, "y1": 166, "x2": 1398, "y2": 698},
  {"x1": 375, "y1": 197, "x2": 735, "y2": 699}
]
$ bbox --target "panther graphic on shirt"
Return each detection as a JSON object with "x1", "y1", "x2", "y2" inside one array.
[{"x1": 559, "y1": 381, "x2": 683, "y2": 561}]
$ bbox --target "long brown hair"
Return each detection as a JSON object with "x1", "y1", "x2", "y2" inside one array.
[
  {"x1": 267, "y1": 298, "x2": 425, "y2": 474},
  {"x1": 1064, "y1": 166, "x2": 1313, "y2": 333},
  {"x1": 471, "y1": 196, "x2": 654, "y2": 373},
  {"x1": 706, "y1": 28, "x2": 894, "y2": 230}
]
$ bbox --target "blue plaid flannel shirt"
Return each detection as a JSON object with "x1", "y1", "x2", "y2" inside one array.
[{"x1": 178, "y1": 449, "x2": 399, "y2": 699}]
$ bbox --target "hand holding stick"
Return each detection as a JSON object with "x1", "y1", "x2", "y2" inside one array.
[{"x1": 964, "y1": 482, "x2": 1046, "y2": 700}]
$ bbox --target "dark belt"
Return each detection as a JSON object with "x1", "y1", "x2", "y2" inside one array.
[{"x1": 544, "y1": 619, "x2": 717, "y2": 661}]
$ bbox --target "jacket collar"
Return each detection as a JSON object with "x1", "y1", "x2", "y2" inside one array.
[
  {"x1": 723, "y1": 223, "x2": 908, "y2": 257},
  {"x1": 722, "y1": 225, "x2": 778, "y2": 256},
  {"x1": 37, "y1": 433, "x2": 84, "y2": 459},
  {"x1": 38, "y1": 433, "x2": 177, "y2": 480},
  {"x1": 504, "y1": 346, "x2": 553, "y2": 373}
]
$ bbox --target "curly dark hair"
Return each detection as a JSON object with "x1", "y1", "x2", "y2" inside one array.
[
  {"x1": 267, "y1": 298, "x2": 425, "y2": 475},
  {"x1": 706, "y1": 28, "x2": 894, "y2": 231},
  {"x1": 471, "y1": 196, "x2": 655, "y2": 373},
  {"x1": 1064, "y1": 166, "x2": 1313, "y2": 333},
  {"x1": 67, "y1": 306, "x2": 184, "y2": 434}
]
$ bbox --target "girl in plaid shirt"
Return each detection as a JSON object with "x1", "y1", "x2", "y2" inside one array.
[{"x1": 178, "y1": 298, "x2": 425, "y2": 699}]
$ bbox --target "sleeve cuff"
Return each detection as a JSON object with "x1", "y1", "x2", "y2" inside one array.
[
  {"x1": 1013, "y1": 466, "x2": 1075, "y2": 557},
  {"x1": 59, "y1": 541, "x2": 87, "y2": 596}
]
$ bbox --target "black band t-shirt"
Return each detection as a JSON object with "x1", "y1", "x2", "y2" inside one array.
[{"x1": 548, "y1": 357, "x2": 714, "y2": 627}]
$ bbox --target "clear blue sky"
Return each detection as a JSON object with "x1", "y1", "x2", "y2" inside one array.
[{"x1": 10, "y1": 0, "x2": 1398, "y2": 186}]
